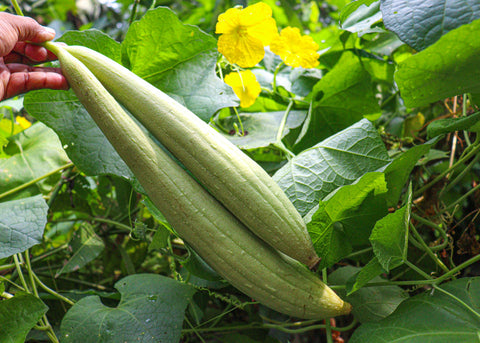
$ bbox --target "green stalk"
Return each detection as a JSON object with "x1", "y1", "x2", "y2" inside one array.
[
  {"x1": 0, "y1": 162, "x2": 73, "y2": 200},
  {"x1": 411, "y1": 212, "x2": 449, "y2": 251},
  {"x1": 409, "y1": 223, "x2": 449, "y2": 273},
  {"x1": 414, "y1": 141, "x2": 480, "y2": 198},
  {"x1": 10, "y1": 0, "x2": 24, "y2": 15}
]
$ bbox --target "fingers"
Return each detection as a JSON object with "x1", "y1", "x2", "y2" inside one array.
[
  {"x1": 5, "y1": 42, "x2": 57, "y2": 64},
  {"x1": 4, "y1": 65, "x2": 68, "y2": 99},
  {"x1": 0, "y1": 13, "x2": 55, "y2": 44}
]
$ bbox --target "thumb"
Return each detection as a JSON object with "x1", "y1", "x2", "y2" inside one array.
[{"x1": 1, "y1": 13, "x2": 56, "y2": 44}]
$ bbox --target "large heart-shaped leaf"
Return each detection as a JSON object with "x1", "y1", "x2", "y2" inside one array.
[
  {"x1": 350, "y1": 277, "x2": 480, "y2": 342},
  {"x1": 273, "y1": 119, "x2": 391, "y2": 216},
  {"x1": 395, "y1": 19, "x2": 480, "y2": 107},
  {"x1": 60, "y1": 274, "x2": 196, "y2": 343},
  {"x1": 381, "y1": 0, "x2": 480, "y2": 51},
  {"x1": 122, "y1": 7, "x2": 237, "y2": 120}
]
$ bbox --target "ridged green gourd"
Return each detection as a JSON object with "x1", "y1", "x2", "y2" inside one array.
[
  {"x1": 45, "y1": 41, "x2": 351, "y2": 319},
  {"x1": 59, "y1": 44, "x2": 319, "y2": 268}
]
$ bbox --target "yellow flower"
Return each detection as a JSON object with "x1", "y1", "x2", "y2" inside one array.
[
  {"x1": 225, "y1": 70, "x2": 261, "y2": 108},
  {"x1": 270, "y1": 27, "x2": 320, "y2": 68},
  {"x1": 216, "y1": 3, "x2": 278, "y2": 68},
  {"x1": 15, "y1": 116, "x2": 31, "y2": 129}
]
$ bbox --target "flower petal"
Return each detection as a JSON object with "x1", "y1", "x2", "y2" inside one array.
[
  {"x1": 270, "y1": 26, "x2": 319, "y2": 68},
  {"x1": 225, "y1": 70, "x2": 261, "y2": 108},
  {"x1": 218, "y1": 34, "x2": 265, "y2": 68},
  {"x1": 216, "y1": 7, "x2": 241, "y2": 34}
]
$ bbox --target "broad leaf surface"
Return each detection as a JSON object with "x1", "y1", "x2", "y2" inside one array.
[
  {"x1": 0, "y1": 195, "x2": 48, "y2": 258},
  {"x1": 395, "y1": 19, "x2": 480, "y2": 107},
  {"x1": 0, "y1": 292, "x2": 48, "y2": 343},
  {"x1": 307, "y1": 172, "x2": 388, "y2": 268},
  {"x1": 24, "y1": 90, "x2": 134, "y2": 181},
  {"x1": 56, "y1": 223, "x2": 105, "y2": 277},
  {"x1": 330, "y1": 266, "x2": 408, "y2": 323},
  {"x1": 274, "y1": 119, "x2": 391, "y2": 216},
  {"x1": 427, "y1": 111, "x2": 480, "y2": 139},
  {"x1": 381, "y1": 0, "x2": 480, "y2": 51},
  {"x1": 61, "y1": 274, "x2": 196, "y2": 343},
  {"x1": 0, "y1": 123, "x2": 69, "y2": 201},
  {"x1": 294, "y1": 52, "x2": 381, "y2": 152},
  {"x1": 350, "y1": 277, "x2": 480, "y2": 342},
  {"x1": 122, "y1": 7, "x2": 237, "y2": 120},
  {"x1": 369, "y1": 187, "x2": 411, "y2": 272},
  {"x1": 214, "y1": 111, "x2": 307, "y2": 149},
  {"x1": 58, "y1": 29, "x2": 121, "y2": 62}
]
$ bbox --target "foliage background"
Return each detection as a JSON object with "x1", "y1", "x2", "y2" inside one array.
[{"x1": 1, "y1": 0, "x2": 480, "y2": 342}]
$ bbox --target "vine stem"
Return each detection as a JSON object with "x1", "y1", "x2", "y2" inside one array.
[
  {"x1": 272, "y1": 62, "x2": 285, "y2": 92},
  {"x1": 413, "y1": 140, "x2": 480, "y2": 198},
  {"x1": 10, "y1": 0, "x2": 23, "y2": 15},
  {"x1": 411, "y1": 212, "x2": 449, "y2": 251},
  {"x1": 0, "y1": 162, "x2": 74, "y2": 200},
  {"x1": 409, "y1": 223, "x2": 449, "y2": 273}
]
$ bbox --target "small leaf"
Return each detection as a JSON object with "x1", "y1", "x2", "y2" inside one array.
[
  {"x1": 395, "y1": 19, "x2": 480, "y2": 107},
  {"x1": 369, "y1": 186, "x2": 412, "y2": 272},
  {"x1": 61, "y1": 274, "x2": 196, "y2": 343},
  {"x1": 340, "y1": 0, "x2": 383, "y2": 36},
  {"x1": 0, "y1": 195, "x2": 48, "y2": 258},
  {"x1": 330, "y1": 266, "x2": 408, "y2": 323},
  {"x1": 0, "y1": 292, "x2": 48, "y2": 343},
  {"x1": 384, "y1": 141, "x2": 435, "y2": 206},
  {"x1": 381, "y1": 0, "x2": 480, "y2": 51},
  {"x1": 307, "y1": 172, "x2": 388, "y2": 268},
  {"x1": 346, "y1": 257, "x2": 384, "y2": 295},
  {"x1": 214, "y1": 111, "x2": 307, "y2": 150},
  {"x1": 350, "y1": 277, "x2": 480, "y2": 342},
  {"x1": 274, "y1": 119, "x2": 391, "y2": 216},
  {"x1": 427, "y1": 111, "x2": 480, "y2": 139},
  {"x1": 56, "y1": 223, "x2": 105, "y2": 277}
]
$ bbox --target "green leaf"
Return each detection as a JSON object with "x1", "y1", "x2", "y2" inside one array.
[
  {"x1": 340, "y1": 0, "x2": 383, "y2": 36},
  {"x1": 56, "y1": 223, "x2": 105, "y2": 277},
  {"x1": 58, "y1": 29, "x2": 121, "y2": 62},
  {"x1": 346, "y1": 257, "x2": 384, "y2": 295},
  {"x1": 122, "y1": 7, "x2": 237, "y2": 121},
  {"x1": 381, "y1": 0, "x2": 480, "y2": 51},
  {"x1": 384, "y1": 141, "x2": 434, "y2": 206},
  {"x1": 24, "y1": 90, "x2": 134, "y2": 181},
  {"x1": 329, "y1": 266, "x2": 408, "y2": 323},
  {"x1": 0, "y1": 292, "x2": 48, "y2": 343},
  {"x1": 0, "y1": 195, "x2": 48, "y2": 258},
  {"x1": 60, "y1": 274, "x2": 196, "y2": 343},
  {"x1": 0, "y1": 123, "x2": 69, "y2": 201},
  {"x1": 395, "y1": 19, "x2": 480, "y2": 108},
  {"x1": 307, "y1": 172, "x2": 388, "y2": 268},
  {"x1": 369, "y1": 186, "x2": 412, "y2": 272},
  {"x1": 274, "y1": 119, "x2": 391, "y2": 216},
  {"x1": 427, "y1": 111, "x2": 480, "y2": 139},
  {"x1": 294, "y1": 51, "x2": 381, "y2": 151},
  {"x1": 350, "y1": 277, "x2": 480, "y2": 342},
  {"x1": 214, "y1": 110, "x2": 307, "y2": 150}
]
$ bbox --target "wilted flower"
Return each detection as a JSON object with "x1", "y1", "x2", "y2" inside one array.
[
  {"x1": 216, "y1": 3, "x2": 278, "y2": 68},
  {"x1": 224, "y1": 70, "x2": 261, "y2": 108},
  {"x1": 270, "y1": 27, "x2": 319, "y2": 68}
]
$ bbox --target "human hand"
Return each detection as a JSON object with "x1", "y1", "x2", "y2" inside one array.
[{"x1": 0, "y1": 12, "x2": 68, "y2": 101}]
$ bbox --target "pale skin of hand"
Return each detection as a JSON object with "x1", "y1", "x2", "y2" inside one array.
[{"x1": 0, "y1": 12, "x2": 68, "y2": 101}]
